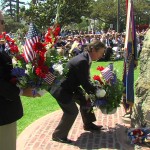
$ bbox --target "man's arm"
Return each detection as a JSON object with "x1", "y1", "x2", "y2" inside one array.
[{"x1": 76, "y1": 61, "x2": 97, "y2": 94}]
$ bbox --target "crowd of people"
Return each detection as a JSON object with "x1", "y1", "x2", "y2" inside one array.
[
  {"x1": 47, "y1": 29, "x2": 146, "y2": 61},
  {"x1": 8, "y1": 27, "x2": 147, "y2": 62}
]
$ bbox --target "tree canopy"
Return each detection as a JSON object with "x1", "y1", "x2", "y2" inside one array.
[
  {"x1": 21, "y1": 0, "x2": 93, "y2": 29},
  {"x1": 90, "y1": 0, "x2": 150, "y2": 31}
]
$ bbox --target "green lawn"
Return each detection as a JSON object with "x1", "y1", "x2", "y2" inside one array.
[{"x1": 17, "y1": 60, "x2": 140, "y2": 135}]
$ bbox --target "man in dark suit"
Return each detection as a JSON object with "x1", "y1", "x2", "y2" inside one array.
[{"x1": 50, "y1": 40, "x2": 106, "y2": 143}]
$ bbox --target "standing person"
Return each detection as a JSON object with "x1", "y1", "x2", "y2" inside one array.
[
  {"x1": 50, "y1": 40, "x2": 106, "y2": 143},
  {"x1": 0, "y1": 10, "x2": 23, "y2": 150},
  {"x1": 0, "y1": 11, "x2": 37, "y2": 150}
]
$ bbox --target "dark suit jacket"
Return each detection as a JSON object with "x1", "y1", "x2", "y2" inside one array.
[
  {"x1": 0, "y1": 50, "x2": 23, "y2": 126},
  {"x1": 51, "y1": 52, "x2": 97, "y2": 104}
]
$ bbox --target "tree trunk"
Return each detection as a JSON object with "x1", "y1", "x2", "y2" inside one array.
[{"x1": 16, "y1": 0, "x2": 19, "y2": 22}]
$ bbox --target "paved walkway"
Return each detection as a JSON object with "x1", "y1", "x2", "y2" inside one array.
[{"x1": 17, "y1": 106, "x2": 150, "y2": 150}]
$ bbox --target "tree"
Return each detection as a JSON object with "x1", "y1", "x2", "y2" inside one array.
[
  {"x1": 1, "y1": 0, "x2": 25, "y2": 22},
  {"x1": 90, "y1": 0, "x2": 150, "y2": 31},
  {"x1": 4, "y1": 14, "x2": 25, "y2": 32},
  {"x1": 134, "y1": 0, "x2": 150, "y2": 25},
  {"x1": 22, "y1": 0, "x2": 93, "y2": 30},
  {"x1": 90, "y1": 0, "x2": 126, "y2": 31},
  {"x1": 1, "y1": 0, "x2": 16, "y2": 18},
  {"x1": 31, "y1": 0, "x2": 47, "y2": 4}
]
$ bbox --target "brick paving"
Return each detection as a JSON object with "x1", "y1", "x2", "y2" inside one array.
[{"x1": 17, "y1": 106, "x2": 150, "y2": 150}]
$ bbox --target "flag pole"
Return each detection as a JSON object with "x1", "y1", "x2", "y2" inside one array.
[{"x1": 122, "y1": 0, "x2": 137, "y2": 123}]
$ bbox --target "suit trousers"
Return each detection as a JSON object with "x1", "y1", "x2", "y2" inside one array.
[
  {"x1": 0, "y1": 122, "x2": 16, "y2": 150},
  {"x1": 52, "y1": 88, "x2": 96, "y2": 139}
]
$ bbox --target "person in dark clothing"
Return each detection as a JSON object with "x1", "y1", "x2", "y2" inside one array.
[
  {"x1": 50, "y1": 40, "x2": 106, "y2": 143},
  {"x1": 0, "y1": 11, "x2": 38, "y2": 150},
  {"x1": 0, "y1": 11, "x2": 22, "y2": 150},
  {"x1": 105, "y1": 35, "x2": 114, "y2": 61}
]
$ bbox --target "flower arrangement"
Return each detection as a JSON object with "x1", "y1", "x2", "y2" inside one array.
[
  {"x1": 128, "y1": 128, "x2": 150, "y2": 144},
  {"x1": 0, "y1": 24, "x2": 68, "y2": 96},
  {"x1": 89, "y1": 63, "x2": 124, "y2": 114}
]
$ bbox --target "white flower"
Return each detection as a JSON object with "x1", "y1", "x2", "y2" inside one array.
[
  {"x1": 25, "y1": 70, "x2": 29, "y2": 74},
  {"x1": 94, "y1": 80, "x2": 102, "y2": 87},
  {"x1": 12, "y1": 58, "x2": 17, "y2": 65},
  {"x1": 46, "y1": 43, "x2": 52, "y2": 51},
  {"x1": 52, "y1": 64, "x2": 64, "y2": 75},
  {"x1": 26, "y1": 64, "x2": 31, "y2": 69},
  {"x1": 96, "y1": 88, "x2": 106, "y2": 98}
]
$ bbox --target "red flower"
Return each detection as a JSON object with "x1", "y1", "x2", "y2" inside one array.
[
  {"x1": 2, "y1": 32, "x2": 6, "y2": 36},
  {"x1": 45, "y1": 28, "x2": 53, "y2": 43},
  {"x1": 38, "y1": 56, "x2": 45, "y2": 66},
  {"x1": 0, "y1": 34, "x2": 3, "y2": 39},
  {"x1": 10, "y1": 45, "x2": 19, "y2": 53},
  {"x1": 53, "y1": 24, "x2": 61, "y2": 37},
  {"x1": 45, "y1": 25, "x2": 60, "y2": 44},
  {"x1": 5, "y1": 35, "x2": 12, "y2": 42},
  {"x1": 33, "y1": 42, "x2": 46, "y2": 53},
  {"x1": 93, "y1": 75, "x2": 104, "y2": 85},
  {"x1": 35, "y1": 65, "x2": 49, "y2": 78},
  {"x1": 97, "y1": 66, "x2": 105, "y2": 71},
  {"x1": 16, "y1": 54, "x2": 24, "y2": 60}
]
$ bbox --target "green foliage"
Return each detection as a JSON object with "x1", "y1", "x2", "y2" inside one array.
[
  {"x1": 90, "y1": 0, "x2": 150, "y2": 31},
  {"x1": 134, "y1": 0, "x2": 150, "y2": 25},
  {"x1": 1, "y1": 0, "x2": 25, "y2": 21},
  {"x1": 4, "y1": 15, "x2": 25, "y2": 33},
  {"x1": 21, "y1": 0, "x2": 93, "y2": 29},
  {"x1": 91, "y1": 0, "x2": 118, "y2": 30},
  {"x1": 102, "y1": 76, "x2": 124, "y2": 113}
]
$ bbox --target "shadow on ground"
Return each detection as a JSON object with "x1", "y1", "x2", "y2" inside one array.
[{"x1": 74, "y1": 124, "x2": 134, "y2": 150}]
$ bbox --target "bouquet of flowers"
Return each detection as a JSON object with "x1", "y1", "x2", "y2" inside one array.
[
  {"x1": 128, "y1": 128, "x2": 150, "y2": 144},
  {"x1": 1, "y1": 23, "x2": 68, "y2": 96},
  {"x1": 88, "y1": 63, "x2": 124, "y2": 114}
]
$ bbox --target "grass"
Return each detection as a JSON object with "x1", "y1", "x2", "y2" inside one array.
[{"x1": 17, "y1": 60, "x2": 140, "y2": 135}]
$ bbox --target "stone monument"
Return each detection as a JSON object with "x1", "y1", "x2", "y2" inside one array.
[{"x1": 131, "y1": 30, "x2": 150, "y2": 128}]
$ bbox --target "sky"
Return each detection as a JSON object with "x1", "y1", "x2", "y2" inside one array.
[
  {"x1": 0, "y1": 0, "x2": 31, "y2": 9},
  {"x1": 22, "y1": 0, "x2": 30, "y2": 4}
]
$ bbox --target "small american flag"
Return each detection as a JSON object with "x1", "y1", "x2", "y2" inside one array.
[
  {"x1": 44, "y1": 72, "x2": 56, "y2": 85},
  {"x1": 101, "y1": 67, "x2": 113, "y2": 81},
  {"x1": 23, "y1": 23, "x2": 39, "y2": 63}
]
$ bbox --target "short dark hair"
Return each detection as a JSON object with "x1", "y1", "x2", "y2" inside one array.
[{"x1": 87, "y1": 40, "x2": 106, "y2": 52}]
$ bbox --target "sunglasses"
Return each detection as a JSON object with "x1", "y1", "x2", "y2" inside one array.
[{"x1": 0, "y1": 20, "x2": 5, "y2": 25}]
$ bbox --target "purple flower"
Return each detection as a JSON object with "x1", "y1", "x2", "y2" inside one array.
[
  {"x1": 11, "y1": 67, "x2": 26, "y2": 77},
  {"x1": 94, "y1": 99, "x2": 107, "y2": 107}
]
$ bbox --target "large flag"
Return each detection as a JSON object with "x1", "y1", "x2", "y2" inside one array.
[
  {"x1": 122, "y1": 0, "x2": 137, "y2": 111},
  {"x1": 23, "y1": 23, "x2": 39, "y2": 63}
]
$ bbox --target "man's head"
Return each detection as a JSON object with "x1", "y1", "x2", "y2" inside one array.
[
  {"x1": 87, "y1": 40, "x2": 106, "y2": 61},
  {"x1": 0, "y1": 11, "x2": 4, "y2": 34}
]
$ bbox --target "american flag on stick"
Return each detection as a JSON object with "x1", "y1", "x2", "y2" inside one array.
[
  {"x1": 101, "y1": 67, "x2": 113, "y2": 81},
  {"x1": 44, "y1": 72, "x2": 56, "y2": 85},
  {"x1": 23, "y1": 23, "x2": 39, "y2": 63}
]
